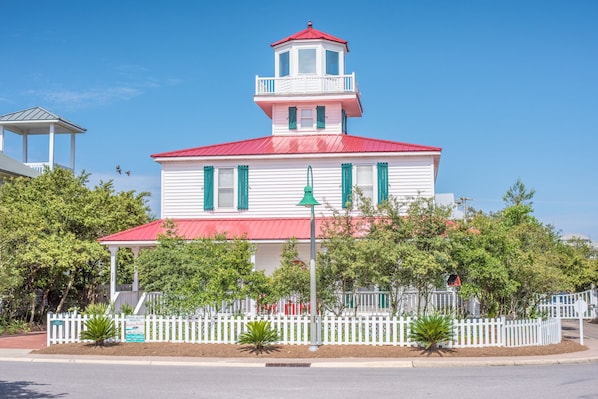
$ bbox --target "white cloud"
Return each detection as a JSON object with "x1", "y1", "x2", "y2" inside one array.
[{"x1": 25, "y1": 86, "x2": 142, "y2": 109}]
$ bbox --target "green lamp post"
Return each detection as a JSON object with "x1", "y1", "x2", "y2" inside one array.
[{"x1": 297, "y1": 165, "x2": 320, "y2": 351}]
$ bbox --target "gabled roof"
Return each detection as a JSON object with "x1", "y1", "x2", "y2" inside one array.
[
  {"x1": 152, "y1": 134, "x2": 441, "y2": 159},
  {"x1": 0, "y1": 106, "x2": 86, "y2": 135},
  {"x1": 99, "y1": 218, "x2": 328, "y2": 245},
  {"x1": 271, "y1": 22, "x2": 349, "y2": 52},
  {"x1": 0, "y1": 152, "x2": 39, "y2": 179}
]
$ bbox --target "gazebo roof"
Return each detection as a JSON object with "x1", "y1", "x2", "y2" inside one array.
[{"x1": 0, "y1": 106, "x2": 86, "y2": 135}]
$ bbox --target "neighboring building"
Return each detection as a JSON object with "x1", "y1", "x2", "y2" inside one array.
[
  {"x1": 0, "y1": 106, "x2": 86, "y2": 181},
  {"x1": 99, "y1": 23, "x2": 442, "y2": 300}
]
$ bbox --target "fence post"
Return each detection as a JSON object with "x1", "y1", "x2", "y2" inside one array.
[{"x1": 500, "y1": 316, "x2": 506, "y2": 347}]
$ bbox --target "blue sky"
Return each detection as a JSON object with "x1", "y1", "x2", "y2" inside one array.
[{"x1": 1, "y1": 1, "x2": 597, "y2": 239}]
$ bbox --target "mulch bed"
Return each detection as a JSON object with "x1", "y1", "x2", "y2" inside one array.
[{"x1": 32, "y1": 339, "x2": 586, "y2": 358}]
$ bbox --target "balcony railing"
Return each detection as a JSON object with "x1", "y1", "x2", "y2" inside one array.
[
  {"x1": 25, "y1": 162, "x2": 73, "y2": 174},
  {"x1": 255, "y1": 73, "x2": 358, "y2": 96}
]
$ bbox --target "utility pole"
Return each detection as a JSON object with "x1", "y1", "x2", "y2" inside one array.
[{"x1": 457, "y1": 197, "x2": 472, "y2": 223}]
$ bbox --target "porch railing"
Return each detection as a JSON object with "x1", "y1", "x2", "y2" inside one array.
[{"x1": 255, "y1": 74, "x2": 357, "y2": 95}]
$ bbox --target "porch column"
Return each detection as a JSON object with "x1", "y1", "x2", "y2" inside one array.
[
  {"x1": 131, "y1": 247, "x2": 140, "y2": 292},
  {"x1": 109, "y1": 246, "x2": 119, "y2": 302},
  {"x1": 23, "y1": 131, "x2": 28, "y2": 163},
  {"x1": 249, "y1": 253, "x2": 256, "y2": 315},
  {"x1": 49, "y1": 123, "x2": 55, "y2": 170},
  {"x1": 70, "y1": 133, "x2": 76, "y2": 171},
  {"x1": 0, "y1": 126, "x2": 4, "y2": 152}
]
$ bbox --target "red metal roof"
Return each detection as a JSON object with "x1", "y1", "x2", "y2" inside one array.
[
  {"x1": 99, "y1": 218, "x2": 329, "y2": 243},
  {"x1": 152, "y1": 135, "x2": 441, "y2": 159},
  {"x1": 271, "y1": 22, "x2": 349, "y2": 51}
]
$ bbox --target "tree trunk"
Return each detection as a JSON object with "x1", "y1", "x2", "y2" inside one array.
[{"x1": 56, "y1": 276, "x2": 74, "y2": 313}]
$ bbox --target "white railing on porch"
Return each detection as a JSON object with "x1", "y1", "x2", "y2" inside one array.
[
  {"x1": 255, "y1": 74, "x2": 357, "y2": 95},
  {"x1": 25, "y1": 162, "x2": 73, "y2": 173},
  {"x1": 131, "y1": 290, "x2": 466, "y2": 317},
  {"x1": 47, "y1": 313, "x2": 561, "y2": 348}
]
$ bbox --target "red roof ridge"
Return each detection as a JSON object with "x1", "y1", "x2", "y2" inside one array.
[
  {"x1": 271, "y1": 21, "x2": 349, "y2": 51},
  {"x1": 152, "y1": 134, "x2": 441, "y2": 159}
]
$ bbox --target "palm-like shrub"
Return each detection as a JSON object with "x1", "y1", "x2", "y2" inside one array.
[
  {"x1": 83, "y1": 302, "x2": 109, "y2": 316},
  {"x1": 409, "y1": 313, "x2": 454, "y2": 351},
  {"x1": 80, "y1": 315, "x2": 117, "y2": 346},
  {"x1": 237, "y1": 320, "x2": 279, "y2": 352}
]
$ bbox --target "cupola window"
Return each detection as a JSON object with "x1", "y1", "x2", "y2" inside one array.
[
  {"x1": 279, "y1": 51, "x2": 290, "y2": 77},
  {"x1": 298, "y1": 48, "x2": 316, "y2": 74},
  {"x1": 326, "y1": 50, "x2": 339, "y2": 75}
]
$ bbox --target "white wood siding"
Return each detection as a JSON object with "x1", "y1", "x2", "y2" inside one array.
[
  {"x1": 272, "y1": 102, "x2": 342, "y2": 135},
  {"x1": 160, "y1": 154, "x2": 436, "y2": 219}
]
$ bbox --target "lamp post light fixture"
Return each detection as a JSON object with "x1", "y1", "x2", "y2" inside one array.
[{"x1": 297, "y1": 165, "x2": 320, "y2": 352}]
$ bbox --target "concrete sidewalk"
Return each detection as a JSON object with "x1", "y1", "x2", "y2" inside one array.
[{"x1": 1, "y1": 320, "x2": 597, "y2": 368}]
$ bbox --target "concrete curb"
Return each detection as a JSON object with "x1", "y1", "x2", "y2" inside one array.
[{"x1": 2, "y1": 353, "x2": 598, "y2": 368}]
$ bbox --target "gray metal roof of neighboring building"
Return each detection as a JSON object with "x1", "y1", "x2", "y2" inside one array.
[
  {"x1": 0, "y1": 106, "x2": 86, "y2": 135},
  {"x1": 0, "y1": 152, "x2": 39, "y2": 179}
]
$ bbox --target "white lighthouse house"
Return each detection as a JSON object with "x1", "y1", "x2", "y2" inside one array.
[{"x1": 100, "y1": 23, "x2": 441, "y2": 307}]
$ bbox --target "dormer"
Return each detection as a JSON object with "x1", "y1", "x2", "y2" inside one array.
[{"x1": 254, "y1": 22, "x2": 362, "y2": 136}]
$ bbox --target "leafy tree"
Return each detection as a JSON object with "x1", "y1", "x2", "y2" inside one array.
[
  {"x1": 0, "y1": 168, "x2": 150, "y2": 323},
  {"x1": 503, "y1": 178, "x2": 535, "y2": 207},
  {"x1": 136, "y1": 223, "x2": 258, "y2": 315},
  {"x1": 270, "y1": 238, "x2": 310, "y2": 309},
  {"x1": 317, "y1": 206, "x2": 369, "y2": 315}
]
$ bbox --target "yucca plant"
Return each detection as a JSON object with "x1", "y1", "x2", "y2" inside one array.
[
  {"x1": 237, "y1": 320, "x2": 279, "y2": 352},
  {"x1": 409, "y1": 313, "x2": 454, "y2": 351},
  {"x1": 80, "y1": 315, "x2": 117, "y2": 346}
]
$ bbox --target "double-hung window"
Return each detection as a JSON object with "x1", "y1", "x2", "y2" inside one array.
[
  {"x1": 341, "y1": 163, "x2": 389, "y2": 208},
  {"x1": 301, "y1": 109, "x2": 313, "y2": 128},
  {"x1": 204, "y1": 165, "x2": 249, "y2": 211},
  {"x1": 356, "y1": 165, "x2": 374, "y2": 202},
  {"x1": 218, "y1": 168, "x2": 234, "y2": 208}
]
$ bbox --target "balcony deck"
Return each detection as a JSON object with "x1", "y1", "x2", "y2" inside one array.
[{"x1": 255, "y1": 73, "x2": 358, "y2": 96}]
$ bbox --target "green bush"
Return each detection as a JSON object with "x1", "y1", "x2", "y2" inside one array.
[
  {"x1": 83, "y1": 303, "x2": 109, "y2": 316},
  {"x1": 409, "y1": 313, "x2": 454, "y2": 351},
  {"x1": 119, "y1": 303, "x2": 134, "y2": 315},
  {"x1": 0, "y1": 320, "x2": 30, "y2": 335},
  {"x1": 80, "y1": 315, "x2": 117, "y2": 346},
  {"x1": 237, "y1": 320, "x2": 279, "y2": 352}
]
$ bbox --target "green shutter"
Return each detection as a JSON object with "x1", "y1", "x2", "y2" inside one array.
[
  {"x1": 377, "y1": 162, "x2": 388, "y2": 204},
  {"x1": 316, "y1": 106, "x2": 325, "y2": 129},
  {"x1": 342, "y1": 163, "x2": 352, "y2": 209},
  {"x1": 238, "y1": 165, "x2": 249, "y2": 210},
  {"x1": 204, "y1": 166, "x2": 214, "y2": 210},
  {"x1": 289, "y1": 106, "x2": 297, "y2": 130},
  {"x1": 341, "y1": 109, "x2": 347, "y2": 134}
]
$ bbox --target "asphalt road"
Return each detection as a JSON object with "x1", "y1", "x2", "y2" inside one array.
[{"x1": 1, "y1": 361, "x2": 597, "y2": 399}]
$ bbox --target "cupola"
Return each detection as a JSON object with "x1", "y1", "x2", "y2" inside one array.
[{"x1": 254, "y1": 22, "x2": 362, "y2": 136}]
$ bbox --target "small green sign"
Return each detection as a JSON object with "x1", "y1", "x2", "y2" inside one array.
[{"x1": 51, "y1": 320, "x2": 64, "y2": 326}]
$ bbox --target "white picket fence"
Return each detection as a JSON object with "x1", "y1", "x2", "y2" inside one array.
[
  {"x1": 536, "y1": 289, "x2": 598, "y2": 319},
  {"x1": 47, "y1": 313, "x2": 561, "y2": 348}
]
